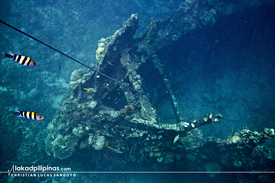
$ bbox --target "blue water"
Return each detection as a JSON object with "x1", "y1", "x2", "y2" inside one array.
[
  {"x1": 0, "y1": 0, "x2": 274, "y2": 182},
  {"x1": 160, "y1": 6, "x2": 275, "y2": 139}
]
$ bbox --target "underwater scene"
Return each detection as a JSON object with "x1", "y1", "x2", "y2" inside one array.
[{"x1": 0, "y1": 0, "x2": 275, "y2": 182}]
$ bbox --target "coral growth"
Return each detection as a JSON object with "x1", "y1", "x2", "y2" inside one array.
[{"x1": 52, "y1": 134, "x2": 78, "y2": 160}]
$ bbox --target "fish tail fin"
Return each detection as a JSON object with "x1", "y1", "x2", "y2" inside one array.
[
  {"x1": 3, "y1": 52, "x2": 13, "y2": 58},
  {"x1": 11, "y1": 111, "x2": 20, "y2": 116}
]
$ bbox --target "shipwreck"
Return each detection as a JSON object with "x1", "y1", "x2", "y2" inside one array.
[{"x1": 44, "y1": 1, "x2": 275, "y2": 174}]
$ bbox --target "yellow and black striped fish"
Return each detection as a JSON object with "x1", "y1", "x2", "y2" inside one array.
[
  {"x1": 3, "y1": 52, "x2": 36, "y2": 66},
  {"x1": 12, "y1": 111, "x2": 44, "y2": 120}
]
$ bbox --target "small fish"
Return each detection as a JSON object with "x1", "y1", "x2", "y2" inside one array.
[
  {"x1": 173, "y1": 134, "x2": 180, "y2": 144},
  {"x1": 84, "y1": 88, "x2": 96, "y2": 93},
  {"x1": 3, "y1": 52, "x2": 36, "y2": 66},
  {"x1": 107, "y1": 146, "x2": 122, "y2": 154},
  {"x1": 12, "y1": 110, "x2": 44, "y2": 120}
]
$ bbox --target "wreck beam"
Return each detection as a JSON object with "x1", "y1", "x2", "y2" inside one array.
[{"x1": 152, "y1": 55, "x2": 184, "y2": 124}]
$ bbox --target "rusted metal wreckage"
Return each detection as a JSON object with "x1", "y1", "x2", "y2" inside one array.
[{"x1": 46, "y1": 7, "x2": 274, "y2": 170}]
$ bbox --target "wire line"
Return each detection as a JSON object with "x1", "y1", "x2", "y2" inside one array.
[{"x1": 0, "y1": 19, "x2": 128, "y2": 87}]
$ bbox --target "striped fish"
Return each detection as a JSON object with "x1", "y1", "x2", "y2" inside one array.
[
  {"x1": 3, "y1": 52, "x2": 36, "y2": 66},
  {"x1": 12, "y1": 111, "x2": 44, "y2": 120}
]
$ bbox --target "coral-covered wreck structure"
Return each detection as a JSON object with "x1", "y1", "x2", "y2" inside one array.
[{"x1": 45, "y1": 1, "x2": 275, "y2": 173}]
